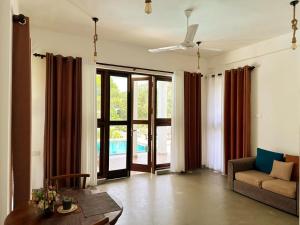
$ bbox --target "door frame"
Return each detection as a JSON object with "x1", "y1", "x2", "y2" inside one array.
[
  {"x1": 96, "y1": 69, "x2": 172, "y2": 179},
  {"x1": 97, "y1": 69, "x2": 132, "y2": 179},
  {"x1": 96, "y1": 70, "x2": 105, "y2": 178},
  {"x1": 153, "y1": 76, "x2": 172, "y2": 171},
  {"x1": 131, "y1": 76, "x2": 152, "y2": 173}
]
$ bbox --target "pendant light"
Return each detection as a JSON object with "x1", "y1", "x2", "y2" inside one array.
[
  {"x1": 92, "y1": 17, "x2": 99, "y2": 62},
  {"x1": 196, "y1": 41, "x2": 201, "y2": 73},
  {"x1": 290, "y1": 0, "x2": 299, "y2": 50},
  {"x1": 145, "y1": 0, "x2": 152, "y2": 15}
]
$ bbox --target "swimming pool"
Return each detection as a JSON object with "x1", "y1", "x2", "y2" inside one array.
[{"x1": 97, "y1": 140, "x2": 147, "y2": 155}]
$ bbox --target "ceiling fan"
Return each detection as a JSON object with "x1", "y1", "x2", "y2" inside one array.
[{"x1": 148, "y1": 9, "x2": 222, "y2": 53}]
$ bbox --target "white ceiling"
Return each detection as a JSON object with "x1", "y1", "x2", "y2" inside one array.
[{"x1": 19, "y1": 0, "x2": 297, "y2": 56}]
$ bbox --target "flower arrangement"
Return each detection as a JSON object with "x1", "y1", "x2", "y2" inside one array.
[{"x1": 31, "y1": 185, "x2": 58, "y2": 216}]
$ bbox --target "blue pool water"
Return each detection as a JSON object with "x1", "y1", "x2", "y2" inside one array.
[{"x1": 97, "y1": 140, "x2": 147, "y2": 155}]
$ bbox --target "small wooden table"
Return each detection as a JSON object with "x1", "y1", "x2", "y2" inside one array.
[{"x1": 5, "y1": 189, "x2": 123, "y2": 225}]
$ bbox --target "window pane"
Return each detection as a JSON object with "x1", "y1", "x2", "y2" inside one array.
[
  {"x1": 97, "y1": 128, "x2": 101, "y2": 173},
  {"x1": 156, "y1": 126, "x2": 171, "y2": 164},
  {"x1": 110, "y1": 76, "x2": 128, "y2": 121},
  {"x1": 109, "y1": 125, "x2": 127, "y2": 171},
  {"x1": 157, "y1": 81, "x2": 172, "y2": 118},
  {"x1": 96, "y1": 75, "x2": 101, "y2": 119},
  {"x1": 132, "y1": 124, "x2": 148, "y2": 165},
  {"x1": 133, "y1": 81, "x2": 148, "y2": 120}
]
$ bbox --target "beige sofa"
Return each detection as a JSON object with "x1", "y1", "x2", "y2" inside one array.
[{"x1": 228, "y1": 157, "x2": 299, "y2": 216}]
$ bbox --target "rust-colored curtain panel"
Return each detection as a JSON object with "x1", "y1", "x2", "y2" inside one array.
[
  {"x1": 44, "y1": 53, "x2": 82, "y2": 187},
  {"x1": 184, "y1": 72, "x2": 202, "y2": 171},
  {"x1": 12, "y1": 16, "x2": 31, "y2": 209},
  {"x1": 224, "y1": 66, "x2": 252, "y2": 174}
]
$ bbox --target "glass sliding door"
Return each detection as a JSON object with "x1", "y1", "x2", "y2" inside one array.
[
  {"x1": 96, "y1": 69, "x2": 131, "y2": 179},
  {"x1": 96, "y1": 69, "x2": 173, "y2": 178},
  {"x1": 110, "y1": 76, "x2": 128, "y2": 121},
  {"x1": 107, "y1": 74, "x2": 131, "y2": 179},
  {"x1": 156, "y1": 126, "x2": 171, "y2": 165},
  {"x1": 109, "y1": 125, "x2": 128, "y2": 171},
  {"x1": 156, "y1": 80, "x2": 172, "y2": 119},
  {"x1": 132, "y1": 124, "x2": 149, "y2": 165},
  {"x1": 131, "y1": 76, "x2": 152, "y2": 172},
  {"x1": 154, "y1": 77, "x2": 172, "y2": 170}
]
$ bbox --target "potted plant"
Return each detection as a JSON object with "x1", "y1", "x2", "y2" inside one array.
[{"x1": 31, "y1": 185, "x2": 58, "y2": 217}]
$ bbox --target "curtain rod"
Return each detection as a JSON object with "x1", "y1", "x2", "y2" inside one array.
[
  {"x1": 97, "y1": 62, "x2": 173, "y2": 74},
  {"x1": 33, "y1": 53, "x2": 46, "y2": 59},
  {"x1": 212, "y1": 73, "x2": 223, "y2": 77},
  {"x1": 225, "y1": 66, "x2": 255, "y2": 71},
  {"x1": 32, "y1": 53, "x2": 173, "y2": 74}
]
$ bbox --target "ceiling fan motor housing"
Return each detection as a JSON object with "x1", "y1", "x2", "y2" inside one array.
[{"x1": 184, "y1": 9, "x2": 193, "y2": 18}]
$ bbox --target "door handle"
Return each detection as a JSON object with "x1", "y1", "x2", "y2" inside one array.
[{"x1": 131, "y1": 129, "x2": 137, "y2": 137}]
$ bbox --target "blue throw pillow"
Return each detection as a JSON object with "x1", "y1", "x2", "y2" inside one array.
[{"x1": 255, "y1": 148, "x2": 284, "y2": 174}]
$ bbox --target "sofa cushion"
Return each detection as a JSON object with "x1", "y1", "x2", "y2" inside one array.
[
  {"x1": 285, "y1": 154, "x2": 299, "y2": 181},
  {"x1": 255, "y1": 148, "x2": 284, "y2": 174},
  {"x1": 270, "y1": 160, "x2": 294, "y2": 181},
  {"x1": 235, "y1": 170, "x2": 275, "y2": 188},
  {"x1": 262, "y1": 179, "x2": 297, "y2": 199}
]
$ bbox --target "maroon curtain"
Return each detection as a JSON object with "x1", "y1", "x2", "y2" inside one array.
[
  {"x1": 224, "y1": 66, "x2": 252, "y2": 174},
  {"x1": 184, "y1": 72, "x2": 202, "y2": 171},
  {"x1": 12, "y1": 16, "x2": 31, "y2": 209},
  {"x1": 44, "y1": 53, "x2": 82, "y2": 186}
]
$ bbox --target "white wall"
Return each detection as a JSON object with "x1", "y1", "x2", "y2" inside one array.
[
  {"x1": 31, "y1": 57, "x2": 46, "y2": 189},
  {"x1": 31, "y1": 27, "x2": 207, "y2": 72},
  {"x1": 0, "y1": 0, "x2": 18, "y2": 223},
  {"x1": 31, "y1": 27, "x2": 300, "y2": 185},
  {"x1": 0, "y1": 0, "x2": 12, "y2": 222},
  {"x1": 30, "y1": 27, "x2": 300, "y2": 189},
  {"x1": 207, "y1": 33, "x2": 300, "y2": 156},
  {"x1": 30, "y1": 27, "x2": 207, "y2": 188}
]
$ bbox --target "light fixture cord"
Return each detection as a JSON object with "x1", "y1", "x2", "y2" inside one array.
[
  {"x1": 94, "y1": 20, "x2": 98, "y2": 57},
  {"x1": 292, "y1": 2, "x2": 298, "y2": 43},
  {"x1": 197, "y1": 47, "x2": 200, "y2": 72}
]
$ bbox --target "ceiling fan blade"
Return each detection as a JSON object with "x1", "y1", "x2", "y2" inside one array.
[
  {"x1": 184, "y1": 24, "x2": 199, "y2": 44},
  {"x1": 200, "y1": 46, "x2": 223, "y2": 52},
  {"x1": 148, "y1": 45, "x2": 186, "y2": 53}
]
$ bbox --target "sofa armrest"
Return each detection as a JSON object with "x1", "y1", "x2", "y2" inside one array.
[{"x1": 227, "y1": 157, "x2": 256, "y2": 190}]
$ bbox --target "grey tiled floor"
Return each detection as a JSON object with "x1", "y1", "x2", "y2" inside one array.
[{"x1": 97, "y1": 169, "x2": 298, "y2": 225}]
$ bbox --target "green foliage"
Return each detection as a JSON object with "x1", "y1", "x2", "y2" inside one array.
[
  {"x1": 135, "y1": 83, "x2": 148, "y2": 120},
  {"x1": 134, "y1": 82, "x2": 148, "y2": 138},
  {"x1": 110, "y1": 77, "x2": 127, "y2": 138},
  {"x1": 110, "y1": 78, "x2": 127, "y2": 121},
  {"x1": 96, "y1": 77, "x2": 172, "y2": 140}
]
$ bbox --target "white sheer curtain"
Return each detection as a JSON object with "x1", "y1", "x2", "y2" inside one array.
[
  {"x1": 206, "y1": 75, "x2": 224, "y2": 173},
  {"x1": 170, "y1": 70, "x2": 185, "y2": 172},
  {"x1": 81, "y1": 62, "x2": 98, "y2": 186}
]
